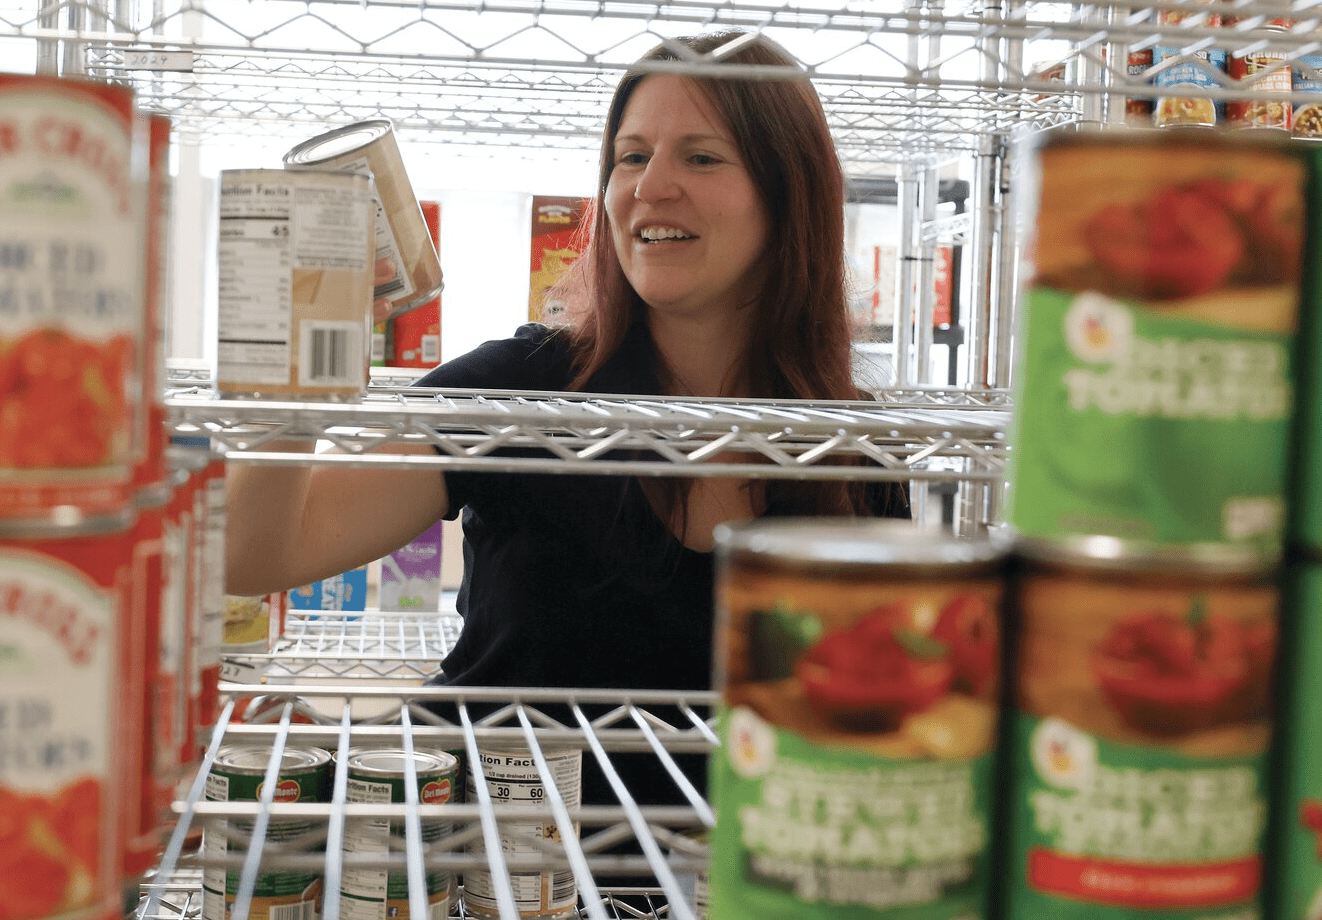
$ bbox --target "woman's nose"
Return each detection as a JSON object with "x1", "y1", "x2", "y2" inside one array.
[{"x1": 634, "y1": 157, "x2": 681, "y2": 203}]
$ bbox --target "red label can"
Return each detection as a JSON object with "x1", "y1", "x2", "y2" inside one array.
[
  {"x1": 0, "y1": 74, "x2": 146, "y2": 521},
  {"x1": 0, "y1": 513, "x2": 135, "y2": 920}
]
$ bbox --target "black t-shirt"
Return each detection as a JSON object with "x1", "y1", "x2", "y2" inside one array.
[{"x1": 413, "y1": 322, "x2": 907, "y2": 810}]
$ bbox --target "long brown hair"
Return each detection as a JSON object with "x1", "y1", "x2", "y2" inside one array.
[{"x1": 556, "y1": 29, "x2": 882, "y2": 517}]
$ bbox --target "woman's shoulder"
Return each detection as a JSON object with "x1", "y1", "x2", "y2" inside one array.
[{"x1": 411, "y1": 323, "x2": 575, "y2": 391}]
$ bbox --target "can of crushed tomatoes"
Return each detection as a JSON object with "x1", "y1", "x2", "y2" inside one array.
[
  {"x1": 1007, "y1": 130, "x2": 1307, "y2": 556},
  {"x1": 1001, "y1": 536, "x2": 1278, "y2": 920},
  {"x1": 0, "y1": 511, "x2": 136, "y2": 920},
  {"x1": 709, "y1": 519, "x2": 1008, "y2": 920},
  {"x1": 0, "y1": 74, "x2": 147, "y2": 522}
]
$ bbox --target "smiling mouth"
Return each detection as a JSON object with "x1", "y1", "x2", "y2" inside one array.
[{"x1": 639, "y1": 226, "x2": 694, "y2": 242}]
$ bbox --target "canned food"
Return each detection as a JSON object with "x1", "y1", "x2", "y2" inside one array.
[
  {"x1": 1008, "y1": 130, "x2": 1307, "y2": 555},
  {"x1": 1226, "y1": 47, "x2": 1292, "y2": 131},
  {"x1": 1292, "y1": 55, "x2": 1322, "y2": 138},
  {"x1": 1152, "y1": 4, "x2": 1225, "y2": 127},
  {"x1": 0, "y1": 511, "x2": 136, "y2": 920},
  {"x1": 388, "y1": 200, "x2": 441, "y2": 368},
  {"x1": 201, "y1": 744, "x2": 332, "y2": 920},
  {"x1": 216, "y1": 168, "x2": 376, "y2": 401},
  {"x1": 1000, "y1": 538, "x2": 1277, "y2": 919},
  {"x1": 1125, "y1": 47, "x2": 1154, "y2": 126},
  {"x1": 463, "y1": 746, "x2": 582, "y2": 920},
  {"x1": 284, "y1": 120, "x2": 443, "y2": 321},
  {"x1": 0, "y1": 74, "x2": 147, "y2": 521},
  {"x1": 1269, "y1": 557, "x2": 1322, "y2": 920},
  {"x1": 340, "y1": 747, "x2": 458, "y2": 920},
  {"x1": 710, "y1": 519, "x2": 1008, "y2": 919}
]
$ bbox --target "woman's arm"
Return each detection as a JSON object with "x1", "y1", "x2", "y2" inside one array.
[{"x1": 224, "y1": 441, "x2": 450, "y2": 596}]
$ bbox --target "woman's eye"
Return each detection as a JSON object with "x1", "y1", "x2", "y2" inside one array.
[
  {"x1": 616, "y1": 151, "x2": 647, "y2": 167},
  {"x1": 690, "y1": 153, "x2": 721, "y2": 166}
]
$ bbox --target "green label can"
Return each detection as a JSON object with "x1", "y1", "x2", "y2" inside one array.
[
  {"x1": 710, "y1": 519, "x2": 1008, "y2": 920},
  {"x1": 339, "y1": 747, "x2": 457, "y2": 920},
  {"x1": 201, "y1": 744, "x2": 332, "y2": 920},
  {"x1": 1007, "y1": 130, "x2": 1307, "y2": 555},
  {"x1": 1002, "y1": 541, "x2": 1277, "y2": 920},
  {"x1": 1267, "y1": 559, "x2": 1322, "y2": 919}
]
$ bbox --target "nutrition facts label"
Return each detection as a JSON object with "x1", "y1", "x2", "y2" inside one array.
[
  {"x1": 463, "y1": 749, "x2": 582, "y2": 918},
  {"x1": 217, "y1": 179, "x2": 295, "y2": 387}
]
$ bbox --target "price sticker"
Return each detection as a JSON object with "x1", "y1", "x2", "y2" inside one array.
[{"x1": 123, "y1": 49, "x2": 195, "y2": 72}]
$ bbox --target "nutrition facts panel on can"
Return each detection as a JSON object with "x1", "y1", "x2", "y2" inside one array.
[
  {"x1": 463, "y1": 748, "x2": 582, "y2": 919},
  {"x1": 217, "y1": 177, "x2": 295, "y2": 387}
]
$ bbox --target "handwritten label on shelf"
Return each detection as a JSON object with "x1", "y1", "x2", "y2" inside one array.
[
  {"x1": 220, "y1": 658, "x2": 264, "y2": 684},
  {"x1": 123, "y1": 49, "x2": 195, "y2": 71}
]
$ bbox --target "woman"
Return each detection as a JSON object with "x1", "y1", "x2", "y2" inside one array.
[{"x1": 225, "y1": 29, "x2": 906, "y2": 804}]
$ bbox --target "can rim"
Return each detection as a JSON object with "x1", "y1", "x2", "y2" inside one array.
[
  {"x1": 283, "y1": 119, "x2": 395, "y2": 166},
  {"x1": 0, "y1": 506, "x2": 135, "y2": 538},
  {"x1": 714, "y1": 518, "x2": 1010, "y2": 571},
  {"x1": 1014, "y1": 533, "x2": 1280, "y2": 576},
  {"x1": 343, "y1": 747, "x2": 458, "y2": 777},
  {"x1": 214, "y1": 744, "x2": 332, "y2": 775}
]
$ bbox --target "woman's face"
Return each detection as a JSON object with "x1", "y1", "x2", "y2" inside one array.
[{"x1": 604, "y1": 74, "x2": 771, "y2": 321}]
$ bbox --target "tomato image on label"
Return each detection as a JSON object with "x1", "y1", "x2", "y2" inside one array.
[
  {"x1": 1093, "y1": 597, "x2": 1274, "y2": 737},
  {"x1": 0, "y1": 328, "x2": 133, "y2": 469},
  {"x1": 796, "y1": 603, "x2": 954, "y2": 733},
  {"x1": 0, "y1": 778, "x2": 104, "y2": 920}
]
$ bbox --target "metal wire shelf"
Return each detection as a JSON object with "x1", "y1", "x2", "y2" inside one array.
[{"x1": 166, "y1": 384, "x2": 1010, "y2": 483}]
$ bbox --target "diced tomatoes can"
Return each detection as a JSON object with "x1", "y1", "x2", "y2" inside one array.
[
  {"x1": 1007, "y1": 129, "x2": 1307, "y2": 556},
  {"x1": 0, "y1": 74, "x2": 147, "y2": 521},
  {"x1": 201, "y1": 744, "x2": 331, "y2": 920},
  {"x1": 339, "y1": 747, "x2": 458, "y2": 920},
  {"x1": 0, "y1": 510, "x2": 136, "y2": 920},
  {"x1": 1001, "y1": 537, "x2": 1277, "y2": 920},
  {"x1": 709, "y1": 518, "x2": 1008, "y2": 920},
  {"x1": 1285, "y1": 147, "x2": 1322, "y2": 552},
  {"x1": 1269, "y1": 555, "x2": 1322, "y2": 920}
]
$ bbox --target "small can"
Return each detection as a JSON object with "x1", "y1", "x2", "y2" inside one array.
[
  {"x1": 340, "y1": 747, "x2": 458, "y2": 920},
  {"x1": 284, "y1": 120, "x2": 443, "y2": 321},
  {"x1": 1268, "y1": 555, "x2": 1322, "y2": 920},
  {"x1": 201, "y1": 744, "x2": 332, "y2": 920},
  {"x1": 1225, "y1": 44, "x2": 1293, "y2": 131},
  {"x1": 0, "y1": 74, "x2": 147, "y2": 521},
  {"x1": 216, "y1": 168, "x2": 376, "y2": 401},
  {"x1": 463, "y1": 745, "x2": 583, "y2": 920},
  {"x1": 1292, "y1": 55, "x2": 1322, "y2": 139},
  {"x1": 1008, "y1": 130, "x2": 1307, "y2": 555},
  {"x1": 709, "y1": 519, "x2": 1008, "y2": 920},
  {"x1": 0, "y1": 511, "x2": 136, "y2": 920},
  {"x1": 1125, "y1": 47, "x2": 1155, "y2": 126},
  {"x1": 1000, "y1": 538, "x2": 1277, "y2": 919},
  {"x1": 1152, "y1": 5, "x2": 1225, "y2": 127}
]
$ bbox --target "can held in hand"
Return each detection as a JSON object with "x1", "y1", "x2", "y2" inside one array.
[
  {"x1": 284, "y1": 120, "x2": 443, "y2": 321},
  {"x1": 0, "y1": 74, "x2": 146, "y2": 521},
  {"x1": 216, "y1": 168, "x2": 375, "y2": 401},
  {"x1": 201, "y1": 744, "x2": 332, "y2": 920},
  {"x1": 1007, "y1": 129, "x2": 1307, "y2": 556},
  {"x1": 1001, "y1": 538, "x2": 1277, "y2": 920},
  {"x1": 709, "y1": 519, "x2": 1008, "y2": 920},
  {"x1": 462, "y1": 745, "x2": 582, "y2": 920},
  {"x1": 340, "y1": 747, "x2": 458, "y2": 920}
]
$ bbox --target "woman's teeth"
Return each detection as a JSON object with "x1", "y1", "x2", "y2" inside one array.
[{"x1": 640, "y1": 227, "x2": 691, "y2": 241}]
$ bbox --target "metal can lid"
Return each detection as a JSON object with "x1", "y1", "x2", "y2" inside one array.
[
  {"x1": 0, "y1": 506, "x2": 135, "y2": 539},
  {"x1": 715, "y1": 518, "x2": 1009, "y2": 576},
  {"x1": 284, "y1": 119, "x2": 394, "y2": 166},
  {"x1": 344, "y1": 747, "x2": 458, "y2": 778},
  {"x1": 213, "y1": 744, "x2": 332, "y2": 776},
  {"x1": 1014, "y1": 533, "x2": 1280, "y2": 578}
]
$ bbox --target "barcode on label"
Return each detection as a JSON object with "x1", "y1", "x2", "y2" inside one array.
[
  {"x1": 268, "y1": 901, "x2": 317, "y2": 920},
  {"x1": 550, "y1": 870, "x2": 576, "y2": 904},
  {"x1": 299, "y1": 322, "x2": 361, "y2": 387},
  {"x1": 422, "y1": 335, "x2": 440, "y2": 364}
]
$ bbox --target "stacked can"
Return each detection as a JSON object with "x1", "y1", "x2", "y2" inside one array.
[
  {"x1": 1001, "y1": 129, "x2": 1308, "y2": 919},
  {"x1": 1224, "y1": 18, "x2": 1294, "y2": 132},
  {"x1": 1268, "y1": 145, "x2": 1322, "y2": 920},
  {"x1": 708, "y1": 519, "x2": 1009, "y2": 920},
  {"x1": 0, "y1": 72, "x2": 150, "y2": 920},
  {"x1": 1152, "y1": 2, "x2": 1226, "y2": 127}
]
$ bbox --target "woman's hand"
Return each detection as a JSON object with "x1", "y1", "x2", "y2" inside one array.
[{"x1": 372, "y1": 256, "x2": 395, "y2": 325}]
